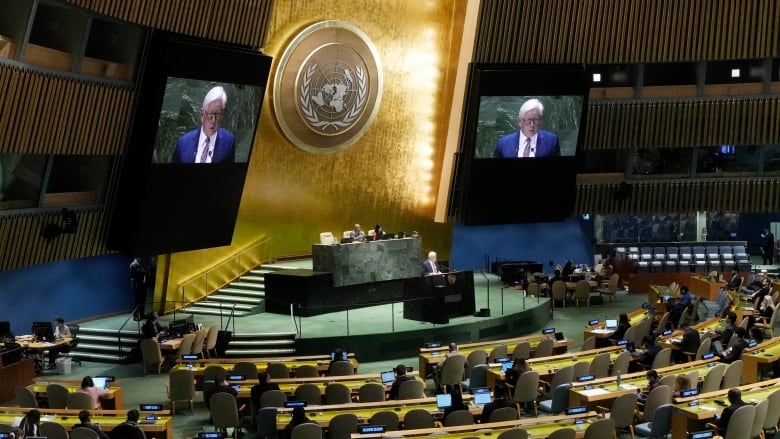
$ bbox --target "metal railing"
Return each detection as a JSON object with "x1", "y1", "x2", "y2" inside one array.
[
  {"x1": 116, "y1": 305, "x2": 143, "y2": 360},
  {"x1": 176, "y1": 237, "x2": 273, "y2": 312}
]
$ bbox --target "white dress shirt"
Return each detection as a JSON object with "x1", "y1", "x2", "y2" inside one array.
[
  {"x1": 517, "y1": 134, "x2": 537, "y2": 158},
  {"x1": 196, "y1": 129, "x2": 218, "y2": 163}
]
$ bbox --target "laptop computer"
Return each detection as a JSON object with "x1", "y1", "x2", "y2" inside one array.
[
  {"x1": 472, "y1": 387, "x2": 492, "y2": 407},
  {"x1": 92, "y1": 377, "x2": 109, "y2": 390},
  {"x1": 501, "y1": 362, "x2": 513, "y2": 373},
  {"x1": 380, "y1": 371, "x2": 396, "y2": 385},
  {"x1": 605, "y1": 319, "x2": 618, "y2": 330},
  {"x1": 436, "y1": 393, "x2": 452, "y2": 410}
]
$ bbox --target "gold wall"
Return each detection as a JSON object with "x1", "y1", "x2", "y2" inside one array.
[{"x1": 157, "y1": 0, "x2": 467, "y2": 301}]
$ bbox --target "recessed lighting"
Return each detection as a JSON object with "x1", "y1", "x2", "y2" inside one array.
[
  {"x1": 592, "y1": 73, "x2": 602, "y2": 83},
  {"x1": 730, "y1": 68, "x2": 740, "y2": 78}
]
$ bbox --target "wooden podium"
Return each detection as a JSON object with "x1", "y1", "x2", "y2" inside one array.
[{"x1": 403, "y1": 271, "x2": 476, "y2": 324}]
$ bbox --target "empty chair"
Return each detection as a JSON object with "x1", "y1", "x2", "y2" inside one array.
[
  {"x1": 488, "y1": 345, "x2": 508, "y2": 362},
  {"x1": 39, "y1": 422, "x2": 69, "y2": 439},
  {"x1": 573, "y1": 280, "x2": 591, "y2": 307},
  {"x1": 47, "y1": 383, "x2": 69, "y2": 409},
  {"x1": 650, "y1": 348, "x2": 671, "y2": 369},
  {"x1": 358, "y1": 383, "x2": 386, "y2": 403},
  {"x1": 573, "y1": 361, "x2": 591, "y2": 379},
  {"x1": 532, "y1": 339, "x2": 554, "y2": 358},
  {"x1": 637, "y1": 385, "x2": 671, "y2": 422},
  {"x1": 722, "y1": 360, "x2": 742, "y2": 389},
  {"x1": 436, "y1": 353, "x2": 467, "y2": 388},
  {"x1": 546, "y1": 429, "x2": 574, "y2": 439},
  {"x1": 266, "y1": 363, "x2": 290, "y2": 379},
  {"x1": 464, "y1": 364, "x2": 488, "y2": 391},
  {"x1": 583, "y1": 418, "x2": 615, "y2": 439},
  {"x1": 512, "y1": 370, "x2": 539, "y2": 416},
  {"x1": 466, "y1": 349, "x2": 488, "y2": 373},
  {"x1": 203, "y1": 365, "x2": 228, "y2": 382},
  {"x1": 763, "y1": 388, "x2": 780, "y2": 434},
  {"x1": 168, "y1": 368, "x2": 195, "y2": 414},
  {"x1": 589, "y1": 352, "x2": 610, "y2": 379},
  {"x1": 600, "y1": 392, "x2": 637, "y2": 438},
  {"x1": 259, "y1": 389, "x2": 287, "y2": 408},
  {"x1": 256, "y1": 407, "x2": 277, "y2": 439},
  {"x1": 634, "y1": 403, "x2": 672, "y2": 438},
  {"x1": 319, "y1": 232, "x2": 335, "y2": 245},
  {"x1": 551, "y1": 280, "x2": 567, "y2": 307},
  {"x1": 190, "y1": 329, "x2": 207, "y2": 357},
  {"x1": 658, "y1": 374, "x2": 676, "y2": 389},
  {"x1": 291, "y1": 422, "x2": 322, "y2": 439},
  {"x1": 293, "y1": 383, "x2": 322, "y2": 406},
  {"x1": 397, "y1": 379, "x2": 425, "y2": 400},
  {"x1": 526, "y1": 283, "x2": 539, "y2": 298},
  {"x1": 611, "y1": 351, "x2": 631, "y2": 377},
  {"x1": 294, "y1": 364, "x2": 319, "y2": 378},
  {"x1": 210, "y1": 392, "x2": 243, "y2": 439},
  {"x1": 71, "y1": 428, "x2": 100, "y2": 439},
  {"x1": 689, "y1": 337, "x2": 712, "y2": 362},
  {"x1": 655, "y1": 312, "x2": 670, "y2": 335},
  {"x1": 538, "y1": 383, "x2": 570, "y2": 415},
  {"x1": 176, "y1": 333, "x2": 196, "y2": 361},
  {"x1": 402, "y1": 409, "x2": 435, "y2": 429},
  {"x1": 329, "y1": 360, "x2": 353, "y2": 376},
  {"x1": 597, "y1": 273, "x2": 620, "y2": 302},
  {"x1": 701, "y1": 363, "x2": 726, "y2": 394},
  {"x1": 369, "y1": 411, "x2": 400, "y2": 431},
  {"x1": 540, "y1": 365, "x2": 573, "y2": 397},
  {"x1": 443, "y1": 410, "x2": 474, "y2": 426},
  {"x1": 140, "y1": 339, "x2": 163, "y2": 376},
  {"x1": 622, "y1": 327, "x2": 637, "y2": 347},
  {"x1": 233, "y1": 362, "x2": 259, "y2": 378},
  {"x1": 325, "y1": 382, "x2": 351, "y2": 404},
  {"x1": 512, "y1": 342, "x2": 531, "y2": 359},
  {"x1": 203, "y1": 323, "x2": 220, "y2": 358},
  {"x1": 488, "y1": 406, "x2": 518, "y2": 422},
  {"x1": 67, "y1": 392, "x2": 94, "y2": 410},
  {"x1": 750, "y1": 399, "x2": 769, "y2": 439},
  {"x1": 580, "y1": 336, "x2": 596, "y2": 351},
  {"x1": 327, "y1": 413, "x2": 358, "y2": 439}
]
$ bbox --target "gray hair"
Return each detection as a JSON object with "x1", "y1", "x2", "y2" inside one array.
[
  {"x1": 518, "y1": 98, "x2": 544, "y2": 119},
  {"x1": 202, "y1": 86, "x2": 227, "y2": 109}
]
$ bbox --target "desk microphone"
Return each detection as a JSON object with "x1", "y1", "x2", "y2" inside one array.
[{"x1": 438, "y1": 264, "x2": 450, "y2": 273}]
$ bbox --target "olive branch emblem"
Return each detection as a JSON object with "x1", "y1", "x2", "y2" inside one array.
[{"x1": 299, "y1": 64, "x2": 367, "y2": 131}]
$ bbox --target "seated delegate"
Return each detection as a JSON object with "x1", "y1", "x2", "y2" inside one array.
[{"x1": 77, "y1": 376, "x2": 110, "y2": 409}]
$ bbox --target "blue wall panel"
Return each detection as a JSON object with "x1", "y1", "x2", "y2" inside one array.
[
  {"x1": 0, "y1": 254, "x2": 133, "y2": 334},
  {"x1": 450, "y1": 218, "x2": 596, "y2": 272}
]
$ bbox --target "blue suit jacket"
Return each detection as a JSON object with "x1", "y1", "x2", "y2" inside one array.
[
  {"x1": 172, "y1": 127, "x2": 236, "y2": 163},
  {"x1": 493, "y1": 130, "x2": 561, "y2": 158}
]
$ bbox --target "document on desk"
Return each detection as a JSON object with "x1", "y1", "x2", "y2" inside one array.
[
  {"x1": 579, "y1": 388, "x2": 610, "y2": 396},
  {"x1": 589, "y1": 329, "x2": 613, "y2": 334}
]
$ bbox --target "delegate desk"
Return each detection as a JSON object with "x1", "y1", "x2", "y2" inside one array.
[
  {"x1": 351, "y1": 412, "x2": 600, "y2": 439},
  {"x1": 0, "y1": 407, "x2": 172, "y2": 439},
  {"x1": 740, "y1": 336, "x2": 780, "y2": 382},
  {"x1": 418, "y1": 334, "x2": 573, "y2": 379},
  {"x1": 583, "y1": 308, "x2": 652, "y2": 342},
  {"x1": 568, "y1": 359, "x2": 714, "y2": 408},
  {"x1": 485, "y1": 346, "x2": 623, "y2": 390},
  {"x1": 275, "y1": 396, "x2": 477, "y2": 430},
  {"x1": 656, "y1": 317, "x2": 723, "y2": 351},
  {"x1": 671, "y1": 377, "x2": 780, "y2": 438},
  {"x1": 29, "y1": 379, "x2": 125, "y2": 409}
]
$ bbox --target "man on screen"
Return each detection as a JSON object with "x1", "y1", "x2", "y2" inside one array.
[
  {"x1": 172, "y1": 86, "x2": 236, "y2": 163},
  {"x1": 493, "y1": 98, "x2": 560, "y2": 158}
]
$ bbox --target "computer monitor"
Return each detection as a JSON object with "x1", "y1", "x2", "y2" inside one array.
[
  {"x1": 31, "y1": 321, "x2": 54, "y2": 341},
  {"x1": 169, "y1": 319, "x2": 188, "y2": 337},
  {"x1": 436, "y1": 393, "x2": 452, "y2": 409},
  {"x1": 92, "y1": 377, "x2": 109, "y2": 390},
  {"x1": 501, "y1": 362, "x2": 513, "y2": 373},
  {"x1": 605, "y1": 319, "x2": 618, "y2": 330},
  {"x1": 380, "y1": 371, "x2": 396, "y2": 385},
  {"x1": 472, "y1": 387, "x2": 492, "y2": 406},
  {"x1": 186, "y1": 315, "x2": 195, "y2": 331}
]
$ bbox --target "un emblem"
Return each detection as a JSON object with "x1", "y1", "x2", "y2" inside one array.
[{"x1": 274, "y1": 21, "x2": 383, "y2": 154}]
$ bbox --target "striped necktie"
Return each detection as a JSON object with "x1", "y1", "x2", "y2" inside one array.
[{"x1": 199, "y1": 136, "x2": 211, "y2": 163}]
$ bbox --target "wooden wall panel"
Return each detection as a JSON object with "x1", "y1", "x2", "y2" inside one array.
[
  {"x1": 65, "y1": 0, "x2": 275, "y2": 48},
  {"x1": 474, "y1": 0, "x2": 780, "y2": 63},
  {"x1": 583, "y1": 97, "x2": 780, "y2": 150},
  {"x1": 0, "y1": 65, "x2": 133, "y2": 155},
  {"x1": 575, "y1": 179, "x2": 780, "y2": 215}
]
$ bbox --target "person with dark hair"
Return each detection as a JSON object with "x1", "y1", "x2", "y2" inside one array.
[
  {"x1": 749, "y1": 278, "x2": 773, "y2": 307},
  {"x1": 643, "y1": 370, "x2": 660, "y2": 395},
  {"x1": 504, "y1": 357, "x2": 531, "y2": 387},
  {"x1": 715, "y1": 312, "x2": 738, "y2": 349},
  {"x1": 73, "y1": 409, "x2": 110, "y2": 439},
  {"x1": 724, "y1": 267, "x2": 742, "y2": 291},
  {"x1": 610, "y1": 313, "x2": 631, "y2": 341},
  {"x1": 119, "y1": 409, "x2": 147, "y2": 439},
  {"x1": 718, "y1": 327, "x2": 748, "y2": 363},
  {"x1": 442, "y1": 384, "x2": 469, "y2": 423},
  {"x1": 283, "y1": 406, "x2": 314, "y2": 439},
  {"x1": 672, "y1": 322, "x2": 700, "y2": 363},
  {"x1": 372, "y1": 224, "x2": 384, "y2": 241},
  {"x1": 561, "y1": 260, "x2": 575, "y2": 281},
  {"x1": 18, "y1": 409, "x2": 40, "y2": 437},
  {"x1": 715, "y1": 388, "x2": 746, "y2": 436},
  {"x1": 77, "y1": 376, "x2": 109, "y2": 409},
  {"x1": 480, "y1": 383, "x2": 517, "y2": 423},
  {"x1": 204, "y1": 374, "x2": 237, "y2": 409},
  {"x1": 668, "y1": 298, "x2": 687, "y2": 329},
  {"x1": 129, "y1": 257, "x2": 149, "y2": 321},
  {"x1": 632, "y1": 336, "x2": 661, "y2": 371},
  {"x1": 47, "y1": 317, "x2": 72, "y2": 369},
  {"x1": 389, "y1": 364, "x2": 416, "y2": 400},
  {"x1": 250, "y1": 372, "x2": 281, "y2": 409},
  {"x1": 749, "y1": 326, "x2": 764, "y2": 344},
  {"x1": 762, "y1": 227, "x2": 775, "y2": 265},
  {"x1": 141, "y1": 312, "x2": 167, "y2": 340},
  {"x1": 679, "y1": 286, "x2": 692, "y2": 306}
]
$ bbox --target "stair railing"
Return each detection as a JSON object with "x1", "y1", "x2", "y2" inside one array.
[
  {"x1": 177, "y1": 237, "x2": 273, "y2": 312},
  {"x1": 221, "y1": 303, "x2": 237, "y2": 334},
  {"x1": 116, "y1": 305, "x2": 143, "y2": 360}
]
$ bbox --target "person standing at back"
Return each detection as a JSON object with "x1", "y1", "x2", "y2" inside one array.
[{"x1": 762, "y1": 227, "x2": 775, "y2": 265}]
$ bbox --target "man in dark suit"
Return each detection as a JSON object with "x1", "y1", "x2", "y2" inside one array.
[
  {"x1": 716, "y1": 388, "x2": 745, "y2": 436},
  {"x1": 672, "y1": 322, "x2": 700, "y2": 363},
  {"x1": 172, "y1": 86, "x2": 236, "y2": 163},
  {"x1": 493, "y1": 98, "x2": 561, "y2": 158},
  {"x1": 388, "y1": 364, "x2": 416, "y2": 400},
  {"x1": 421, "y1": 251, "x2": 442, "y2": 275}
]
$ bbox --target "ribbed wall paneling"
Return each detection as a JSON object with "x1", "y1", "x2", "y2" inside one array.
[
  {"x1": 0, "y1": 65, "x2": 133, "y2": 155},
  {"x1": 583, "y1": 97, "x2": 780, "y2": 150},
  {"x1": 474, "y1": 0, "x2": 780, "y2": 63},
  {"x1": 65, "y1": 0, "x2": 275, "y2": 48},
  {"x1": 575, "y1": 179, "x2": 780, "y2": 215},
  {"x1": 0, "y1": 208, "x2": 108, "y2": 271}
]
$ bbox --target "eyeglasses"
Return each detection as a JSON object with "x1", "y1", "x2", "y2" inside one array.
[
  {"x1": 522, "y1": 118, "x2": 541, "y2": 125},
  {"x1": 203, "y1": 112, "x2": 224, "y2": 121}
]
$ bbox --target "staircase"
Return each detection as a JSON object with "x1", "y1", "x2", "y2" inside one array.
[
  {"x1": 70, "y1": 326, "x2": 142, "y2": 363},
  {"x1": 224, "y1": 331, "x2": 297, "y2": 357}
]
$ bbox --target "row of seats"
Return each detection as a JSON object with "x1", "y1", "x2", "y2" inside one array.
[{"x1": 619, "y1": 245, "x2": 750, "y2": 273}]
